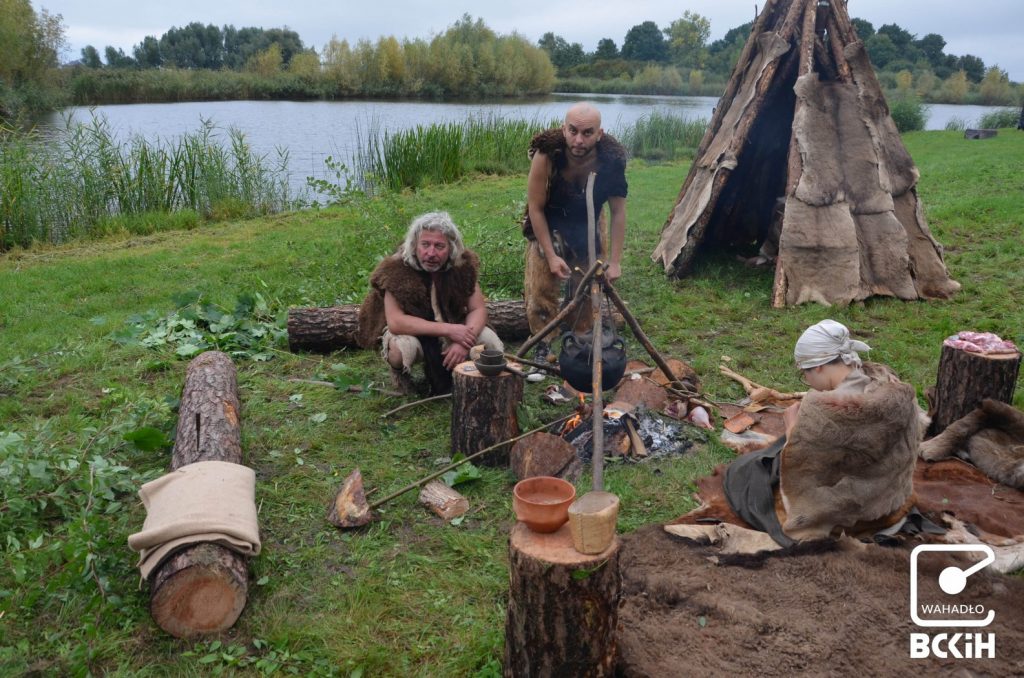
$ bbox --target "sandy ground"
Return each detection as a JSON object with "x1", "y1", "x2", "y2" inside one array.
[{"x1": 616, "y1": 525, "x2": 1024, "y2": 676}]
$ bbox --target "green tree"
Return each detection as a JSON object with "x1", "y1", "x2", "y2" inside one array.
[
  {"x1": 914, "y1": 33, "x2": 946, "y2": 69},
  {"x1": 245, "y1": 43, "x2": 282, "y2": 76},
  {"x1": 850, "y1": 18, "x2": 875, "y2": 39},
  {"x1": 538, "y1": 32, "x2": 585, "y2": 72},
  {"x1": 594, "y1": 38, "x2": 618, "y2": 61},
  {"x1": 957, "y1": 54, "x2": 986, "y2": 83},
  {"x1": 663, "y1": 11, "x2": 710, "y2": 70},
  {"x1": 104, "y1": 46, "x2": 135, "y2": 69},
  {"x1": 80, "y1": 45, "x2": 102, "y2": 68},
  {"x1": 943, "y1": 69, "x2": 969, "y2": 103},
  {"x1": 133, "y1": 36, "x2": 162, "y2": 68},
  {"x1": 621, "y1": 21, "x2": 668, "y2": 62},
  {"x1": 978, "y1": 66, "x2": 1011, "y2": 104},
  {"x1": 0, "y1": 0, "x2": 67, "y2": 117},
  {"x1": 865, "y1": 33, "x2": 898, "y2": 69},
  {"x1": 288, "y1": 50, "x2": 321, "y2": 81}
]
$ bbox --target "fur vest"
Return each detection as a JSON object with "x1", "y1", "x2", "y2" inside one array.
[
  {"x1": 356, "y1": 249, "x2": 480, "y2": 349},
  {"x1": 528, "y1": 127, "x2": 628, "y2": 166}
]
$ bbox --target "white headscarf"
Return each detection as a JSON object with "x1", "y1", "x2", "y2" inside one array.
[{"x1": 794, "y1": 319, "x2": 871, "y2": 369}]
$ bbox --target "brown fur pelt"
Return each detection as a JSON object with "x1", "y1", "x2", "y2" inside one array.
[
  {"x1": 780, "y1": 378, "x2": 919, "y2": 541},
  {"x1": 919, "y1": 399, "x2": 1024, "y2": 489},
  {"x1": 527, "y1": 128, "x2": 627, "y2": 167},
  {"x1": 356, "y1": 249, "x2": 480, "y2": 349}
]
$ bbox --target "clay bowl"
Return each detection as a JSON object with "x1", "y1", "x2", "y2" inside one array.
[
  {"x1": 474, "y1": 359, "x2": 506, "y2": 377},
  {"x1": 478, "y1": 348, "x2": 505, "y2": 365},
  {"x1": 512, "y1": 476, "x2": 576, "y2": 533}
]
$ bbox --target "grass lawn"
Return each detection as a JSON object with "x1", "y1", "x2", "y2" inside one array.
[{"x1": 1, "y1": 128, "x2": 1022, "y2": 675}]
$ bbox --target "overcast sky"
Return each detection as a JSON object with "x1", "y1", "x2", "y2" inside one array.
[{"x1": 40, "y1": 0, "x2": 1023, "y2": 81}]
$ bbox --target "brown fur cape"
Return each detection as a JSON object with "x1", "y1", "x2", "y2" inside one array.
[
  {"x1": 356, "y1": 249, "x2": 480, "y2": 349},
  {"x1": 780, "y1": 371, "x2": 920, "y2": 541}
]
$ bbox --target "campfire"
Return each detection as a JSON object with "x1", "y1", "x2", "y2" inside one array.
[{"x1": 561, "y1": 404, "x2": 697, "y2": 462}]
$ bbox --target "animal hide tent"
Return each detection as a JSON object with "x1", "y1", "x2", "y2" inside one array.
[{"x1": 651, "y1": 0, "x2": 961, "y2": 306}]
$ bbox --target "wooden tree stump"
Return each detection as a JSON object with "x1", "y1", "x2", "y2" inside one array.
[
  {"x1": 928, "y1": 343, "x2": 1021, "y2": 437},
  {"x1": 451, "y1": 361, "x2": 522, "y2": 467},
  {"x1": 150, "y1": 351, "x2": 252, "y2": 638},
  {"x1": 287, "y1": 300, "x2": 530, "y2": 353},
  {"x1": 504, "y1": 522, "x2": 621, "y2": 677}
]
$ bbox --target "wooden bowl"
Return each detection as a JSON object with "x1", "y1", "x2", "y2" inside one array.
[{"x1": 512, "y1": 476, "x2": 576, "y2": 533}]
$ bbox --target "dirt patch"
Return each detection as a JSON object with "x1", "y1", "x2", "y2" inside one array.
[{"x1": 617, "y1": 525, "x2": 1024, "y2": 675}]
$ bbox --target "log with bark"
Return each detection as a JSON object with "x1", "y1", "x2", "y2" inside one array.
[
  {"x1": 504, "y1": 522, "x2": 620, "y2": 677},
  {"x1": 149, "y1": 351, "x2": 253, "y2": 638},
  {"x1": 418, "y1": 480, "x2": 470, "y2": 520},
  {"x1": 450, "y1": 360, "x2": 523, "y2": 467},
  {"x1": 928, "y1": 342, "x2": 1021, "y2": 437},
  {"x1": 287, "y1": 300, "x2": 529, "y2": 353}
]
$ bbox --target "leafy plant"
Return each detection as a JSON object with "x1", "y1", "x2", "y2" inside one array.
[
  {"x1": 442, "y1": 454, "x2": 483, "y2": 487},
  {"x1": 889, "y1": 96, "x2": 928, "y2": 133},
  {"x1": 977, "y1": 107, "x2": 1020, "y2": 129},
  {"x1": 113, "y1": 290, "x2": 286, "y2": 360}
]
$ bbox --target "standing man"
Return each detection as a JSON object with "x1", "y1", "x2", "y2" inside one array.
[
  {"x1": 522, "y1": 102, "x2": 628, "y2": 361},
  {"x1": 358, "y1": 212, "x2": 503, "y2": 394}
]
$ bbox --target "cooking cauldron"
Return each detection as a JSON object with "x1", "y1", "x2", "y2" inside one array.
[{"x1": 558, "y1": 327, "x2": 627, "y2": 393}]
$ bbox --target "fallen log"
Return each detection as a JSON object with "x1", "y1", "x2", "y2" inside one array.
[
  {"x1": 149, "y1": 351, "x2": 253, "y2": 638},
  {"x1": 287, "y1": 300, "x2": 530, "y2": 353}
]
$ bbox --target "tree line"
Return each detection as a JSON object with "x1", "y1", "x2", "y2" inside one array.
[{"x1": 537, "y1": 14, "x2": 1018, "y2": 104}]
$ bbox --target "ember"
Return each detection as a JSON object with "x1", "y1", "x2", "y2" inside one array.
[{"x1": 562, "y1": 407, "x2": 699, "y2": 462}]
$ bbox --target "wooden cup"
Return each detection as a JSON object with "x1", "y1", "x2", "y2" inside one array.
[{"x1": 567, "y1": 491, "x2": 620, "y2": 554}]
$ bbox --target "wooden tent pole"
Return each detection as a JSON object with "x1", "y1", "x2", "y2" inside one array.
[{"x1": 515, "y1": 260, "x2": 602, "y2": 359}]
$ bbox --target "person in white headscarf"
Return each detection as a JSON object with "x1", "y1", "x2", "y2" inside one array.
[{"x1": 793, "y1": 319, "x2": 872, "y2": 392}]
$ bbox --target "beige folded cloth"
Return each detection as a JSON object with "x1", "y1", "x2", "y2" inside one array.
[{"x1": 128, "y1": 460, "x2": 261, "y2": 579}]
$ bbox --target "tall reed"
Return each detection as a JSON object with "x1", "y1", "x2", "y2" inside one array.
[
  {"x1": 354, "y1": 114, "x2": 556, "y2": 192},
  {"x1": 0, "y1": 114, "x2": 296, "y2": 250},
  {"x1": 617, "y1": 110, "x2": 708, "y2": 162}
]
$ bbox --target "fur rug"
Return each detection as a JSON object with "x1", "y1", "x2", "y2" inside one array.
[{"x1": 919, "y1": 398, "x2": 1024, "y2": 489}]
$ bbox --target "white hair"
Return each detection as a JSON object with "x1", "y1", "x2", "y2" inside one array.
[{"x1": 399, "y1": 212, "x2": 465, "y2": 271}]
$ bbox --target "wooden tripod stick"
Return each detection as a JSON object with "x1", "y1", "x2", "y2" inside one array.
[
  {"x1": 602, "y1": 279, "x2": 689, "y2": 393},
  {"x1": 515, "y1": 259, "x2": 604, "y2": 358},
  {"x1": 367, "y1": 413, "x2": 574, "y2": 511},
  {"x1": 585, "y1": 171, "x2": 604, "y2": 492}
]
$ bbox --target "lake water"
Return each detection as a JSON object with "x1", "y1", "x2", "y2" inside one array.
[{"x1": 45, "y1": 93, "x2": 1008, "y2": 196}]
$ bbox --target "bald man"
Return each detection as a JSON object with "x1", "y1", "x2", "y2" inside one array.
[{"x1": 521, "y1": 103, "x2": 629, "y2": 360}]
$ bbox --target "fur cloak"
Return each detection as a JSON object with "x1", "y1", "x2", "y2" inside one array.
[
  {"x1": 356, "y1": 249, "x2": 480, "y2": 349},
  {"x1": 780, "y1": 374, "x2": 920, "y2": 541}
]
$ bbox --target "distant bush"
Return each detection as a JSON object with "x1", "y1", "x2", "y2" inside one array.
[
  {"x1": 977, "y1": 107, "x2": 1020, "y2": 129},
  {"x1": 889, "y1": 96, "x2": 927, "y2": 133}
]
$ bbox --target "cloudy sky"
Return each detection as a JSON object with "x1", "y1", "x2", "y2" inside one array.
[{"x1": 40, "y1": 0, "x2": 1023, "y2": 81}]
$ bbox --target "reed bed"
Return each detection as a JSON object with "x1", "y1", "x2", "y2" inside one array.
[
  {"x1": 354, "y1": 112, "x2": 707, "y2": 192},
  {"x1": 355, "y1": 114, "x2": 557, "y2": 192},
  {"x1": 0, "y1": 115, "x2": 296, "y2": 250},
  {"x1": 616, "y1": 110, "x2": 708, "y2": 162}
]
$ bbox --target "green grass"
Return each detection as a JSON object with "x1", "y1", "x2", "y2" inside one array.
[{"x1": 1, "y1": 129, "x2": 1022, "y2": 674}]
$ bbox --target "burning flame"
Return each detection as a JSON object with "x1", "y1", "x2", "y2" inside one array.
[{"x1": 560, "y1": 393, "x2": 589, "y2": 436}]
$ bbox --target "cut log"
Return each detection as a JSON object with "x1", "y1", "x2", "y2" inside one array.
[
  {"x1": 504, "y1": 522, "x2": 620, "y2": 677},
  {"x1": 150, "y1": 351, "x2": 251, "y2": 638},
  {"x1": 450, "y1": 361, "x2": 523, "y2": 467},
  {"x1": 510, "y1": 432, "x2": 579, "y2": 481},
  {"x1": 928, "y1": 343, "x2": 1021, "y2": 437},
  {"x1": 418, "y1": 480, "x2": 470, "y2": 520},
  {"x1": 287, "y1": 300, "x2": 529, "y2": 353}
]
